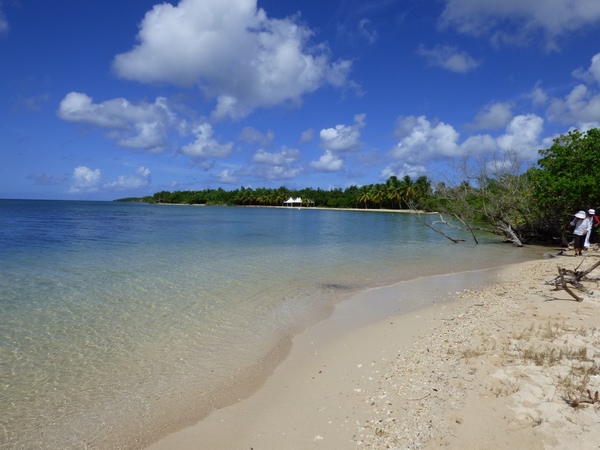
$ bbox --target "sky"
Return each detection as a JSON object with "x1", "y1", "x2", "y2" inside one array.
[{"x1": 2, "y1": 0, "x2": 600, "y2": 200}]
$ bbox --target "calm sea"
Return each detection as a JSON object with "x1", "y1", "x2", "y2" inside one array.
[{"x1": 0, "y1": 200, "x2": 541, "y2": 449}]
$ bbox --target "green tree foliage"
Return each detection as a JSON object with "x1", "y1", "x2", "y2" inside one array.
[
  {"x1": 529, "y1": 128, "x2": 600, "y2": 234},
  {"x1": 116, "y1": 175, "x2": 435, "y2": 211}
]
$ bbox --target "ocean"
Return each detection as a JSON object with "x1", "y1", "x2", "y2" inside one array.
[{"x1": 0, "y1": 200, "x2": 542, "y2": 449}]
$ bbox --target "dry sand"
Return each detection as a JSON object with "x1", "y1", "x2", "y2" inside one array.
[{"x1": 147, "y1": 250, "x2": 600, "y2": 450}]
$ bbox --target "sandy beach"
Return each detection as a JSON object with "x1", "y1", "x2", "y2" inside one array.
[{"x1": 146, "y1": 249, "x2": 600, "y2": 450}]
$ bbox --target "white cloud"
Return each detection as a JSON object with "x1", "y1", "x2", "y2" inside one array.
[
  {"x1": 69, "y1": 166, "x2": 102, "y2": 194},
  {"x1": 573, "y1": 52, "x2": 600, "y2": 85},
  {"x1": 58, "y1": 93, "x2": 174, "y2": 153},
  {"x1": 439, "y1": 0, "x2": 600, "y2": 49},
  {"x1": 319, "y1": 114, "x2": 365, "y2": 153},
  {"x1": 389, "y1": 114, "x2": 544, "y2": 165},
  {"x1": 417, "y1": 44, "x2": 481, "y2": 73},
  {"x1": 390, "y1": 116, "x2": 461, "y2": 164},
  {"x1": 310, "y1": 114, "x2": 365, "y2": 172},
  {"x1": 310, "y1": 150, "x2": 344, "y2": 172},
  {"x1": 69, "y1": 166, "x2": 153, "y2": 194},
  {"x1": 380, "y1": 163, "x2": 427, "y2": 181},
  {"x1": 253, "y1": 147, "x2": 299, "y2": 165},
  {"x1": 470, "y1": 102, "x2": 513, "y2": 130},
  {"x1": 459, "y1": 134, "x2": 497, "y2": 156},
  {"x1": 103, "y1": 167, "x2": 152, "y2": 190},
  {"x1": 238, "y1": 127, "x2": 274, "y2": 146},
  {"x1": 112, "y1": 0, "x2": 352, "y2": 120},
  {"x1": 249, "y1": 147, "x2": 303, "y2": 180},
  {"x1": 181, "y1": 123, "x2": 234, "y2": 159},
  {"x1": 495, "y1": 114, "x2": 544, "y2": 159},
  {"x1": 216, "y1": 169, "x2": 239, "y2": 184},
  {"x1": 547, "y1": 84, "x2": 600, "y2": 128}
]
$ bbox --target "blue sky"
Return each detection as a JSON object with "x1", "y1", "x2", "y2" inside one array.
[{"x1": 2, "y1": 0, "x2": 600, "y2": 200}]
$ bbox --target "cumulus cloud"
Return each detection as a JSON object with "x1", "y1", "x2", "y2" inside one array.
[
  {"x1": 58, "y1": 92, "x2": 175, "y2": 153},
  {"x1": 103, "y1": 167, "x2": 152, "y2": 190},
  {"x1": 380, "y1": 163, "x2": 427, "y2": 181},
  {"x1": 69, "y1": 166, "x2": 102, "y2": 194},
  {"x1": 112, "y1": 0, "x2": 353, "y2": 120},
  {"x1": 547, "y1": 84, "x2": 600, "y2": 129},
  {"x1": 181, "y1": 123, "x2": 234, "y2": 160},
  {"x1": 310, "y1": 150, "x2": 344, "y2": 172},
  {"x1": 470, "y1": 102, "x2": 513, "y2": 130},
  {"x1": 69, "y1": 166, "x2": 153, "y2": 194},
  {"x1": 238, "y1": 127, "x2": 274, "y2": 146},
  {"x1": 417, "y1": 44, "x2": 481, "y2": 73},
  {"x1": 496, "y1": 114, "x2": 544, "y2": 158},
  {"x1": 439, "y1": 0, "x2": 600, "y2": 49},
  {"x1": 246, "y1": 147, "x2": 303, "y2": 180},
  {"x1": 390, "y1": 116, "x2": 461, "y2": 164},
  {"x1": 320, "y1": 114, "x2": 365, "y2": 153},
  {"x1": 389, "y1": 114, "x2": 544, "y2": 165},
  {"x1": 310, "y1": 114, "x2": 365, "y2": 173},
  {"x1": 253, "y1": 147, "x2": 299, "y2": 165},
  {"x1": 573, "y1": 52, "x2": 600, "y2": 85},
  {"x1": 216, "y1": 169, "x2": 239, "y2": 184}
]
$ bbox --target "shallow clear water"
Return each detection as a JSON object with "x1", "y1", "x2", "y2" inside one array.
[{"x1": 0, "y1": 200, "x2": 541, "y2": 448}]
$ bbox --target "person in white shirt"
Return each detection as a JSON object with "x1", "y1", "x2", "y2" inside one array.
[{"x1": 570, "y1": 210, "x2": 591, "y2": 256}]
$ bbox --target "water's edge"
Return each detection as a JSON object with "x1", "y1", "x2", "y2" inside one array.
[{"x1": 141, "y1": 256, "x2": 544, "y2": 450}]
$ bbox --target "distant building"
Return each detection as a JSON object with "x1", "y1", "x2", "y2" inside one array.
[{"x1": 283, "y1": 197, "x2": 302, "y2": 207}]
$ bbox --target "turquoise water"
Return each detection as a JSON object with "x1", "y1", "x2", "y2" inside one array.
[{"x1": 0, "y1": 200, "x2": 541, "y2": 448}]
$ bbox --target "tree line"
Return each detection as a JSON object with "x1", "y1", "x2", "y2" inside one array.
[
  {"x1": 117, "y1": 174, "x2": 435, "y2": 211},
  {"x1": 116, "y1": 128, "x2": 600, "y2": 246}
]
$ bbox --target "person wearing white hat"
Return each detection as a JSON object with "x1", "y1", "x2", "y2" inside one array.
[
  {"x1": 570, "y1": 211, "x2": 591, "y2": 256},
  {"x1": 584, "y1": 209, "x2": 599, "y2": 249}
]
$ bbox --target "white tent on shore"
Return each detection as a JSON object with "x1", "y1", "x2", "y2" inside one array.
[{"x1": 283, "y1": 197, "x2": 302, "y2": 207}]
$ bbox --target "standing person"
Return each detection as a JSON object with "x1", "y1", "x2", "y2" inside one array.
[
  {"x1": 570, "y1": 211, "x2": 591, "y2": 256},
  {"x1": 584, "y1": 208, "x2": 599, "y2": 249}
]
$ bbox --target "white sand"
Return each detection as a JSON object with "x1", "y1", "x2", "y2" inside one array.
[{"x1": 146, "y1": 251, "x2": 600, "y2": 450}]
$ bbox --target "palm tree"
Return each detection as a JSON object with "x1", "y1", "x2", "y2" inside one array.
[
  {"x1": 386, "y1": 176, "x2": 402, "y2": 209},
  {"x1": 400, "y1": 175, "x2": 417, "y2": 208},
  {"x1": 369, "y1": 185, "x2": 386, "y2": 209},
  {"x1": 357, "y1": 186, "x2": 370, "y2": 209}
]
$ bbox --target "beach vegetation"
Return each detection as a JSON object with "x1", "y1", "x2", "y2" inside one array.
[{"x1": 529, "y1": 128, "x2": 600, "y2": 240}]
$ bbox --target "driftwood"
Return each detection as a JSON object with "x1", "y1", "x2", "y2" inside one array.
[
  {"x1": 547, "y1": 259, "x2": 600, "y2": 302},
  {"x1": 570, "y1": 389, "x2": 600, "y2": 408},
  {"x1": 555, "y1": 266, "x2": 583, "y2": 302},
  {"x1": 546, "y1": 260, "x2": 600, "y2": 302}
]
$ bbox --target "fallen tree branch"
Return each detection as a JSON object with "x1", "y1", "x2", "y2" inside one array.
[
  {"x1": 555, "y1": 266, "x2": 583, "y2": 302},
  {"x1": 415, "y1": 213, "x2": 466, "y2": 244}
]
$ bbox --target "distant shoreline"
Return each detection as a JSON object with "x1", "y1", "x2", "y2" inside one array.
[{"x1": 151, "y1": 202, "x2": 436, "y2": 214}]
